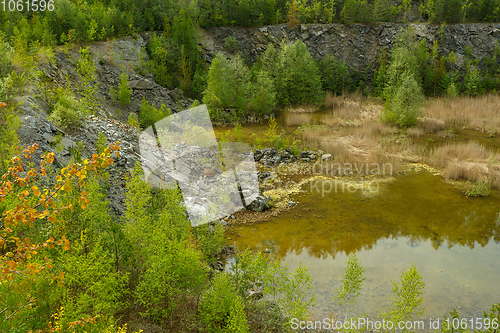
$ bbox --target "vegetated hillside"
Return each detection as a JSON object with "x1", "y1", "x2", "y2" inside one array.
[{"x1": 13, "y1": 34, "x2": 196, "y2": 216}]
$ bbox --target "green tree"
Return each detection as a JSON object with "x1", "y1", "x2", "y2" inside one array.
[
  {"x1": 336, "y1": 255, "x2": 366, "y2": 315},
  {"x1": 383, "y1": 264, "x2": 425, "y2": 332},
  {"x1": 123, "y1": 164, "x2": 207, "y2": 322},
  {"x1": 204, "y1": 53, "x2": 227, "y2": 114},
  {"x1": 464, "y1": 65, "x2": 482, "y2": 96},
  {"x1": 381, "y1": 70, "x2": 424, "y2": 128},
  {"x1": 118, "y1": 71, "x2": 132, "y2": 106},
  {"x1": 199, "y1": 273, "x2": 249, "y2": 333},
  {"x1": 275, "y1": 40, "x2": 323, "y2": 105},
  {"x1": 204, "y1": 53, "x2": 251, "y2": 119},
  {"x1": 76, "y1": 47, "x2": 99, "y2": 113},
  {"x1": 319, "y1": 54, "x2": 350, "y2": 94},
  {"x1": 249, "y1": 69, "x2": 276, "y2": 116},
  {"x1": 48, "y1": 90, "x2": 84, "y2": 131},
  {"x1": 341, "y1": 0, "x2": 358, "y2": 24},
  {"x1": 383, "y1": 27, "x2": 421, "y2": 100}
]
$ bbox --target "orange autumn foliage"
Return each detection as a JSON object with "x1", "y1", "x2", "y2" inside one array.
[{"x1": 0, "y1": 140, "x2": 121, "y2": 320}]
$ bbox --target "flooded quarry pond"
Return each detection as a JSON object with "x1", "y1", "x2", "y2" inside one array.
[{"x1": 226, "y1": 170, "x2": 500, "y2": 319}]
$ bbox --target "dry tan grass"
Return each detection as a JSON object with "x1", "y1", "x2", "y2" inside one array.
[
  {"x1": 285, "y1": 113, "x2": 315, "y2": 127},
  {"x1": 417, "y1": 117, "x2": 446, "y2": 133},
  {"x1": 301, "y1": 118, "x2": 417, "y2": 174},
  {"x1": 295, "y1": 93, "x2": 500, "y2": 183},
  {"x1": 355, "y1": 120, "x2": 395, "y2": 137},
  {"x1": 408, "y1": 127, "x2": 424, "y2": 137},
  {"x1": 426, "y1": 141, "x2": 500, "y2": 188},
  {"x1": 286, "y1": 104, "x2": 318, "y2": 113},
  {"x1": 424, "y1": 94, "x2": 500, "y2": 133},
  {"x1": 321, "y1": 95, "x2": 382, "y2": 126}
]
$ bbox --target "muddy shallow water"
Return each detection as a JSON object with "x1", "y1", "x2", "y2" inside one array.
[{"x1": 225, "y1": 170, "x2": 500, "y2": 319}]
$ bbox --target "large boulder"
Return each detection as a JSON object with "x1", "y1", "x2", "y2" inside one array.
[{"x1": 247, "y1": 193, "x2": 271, "y2": 212}]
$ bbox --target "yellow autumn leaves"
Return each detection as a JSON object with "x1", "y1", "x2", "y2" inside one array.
[{"x1": 0, "y1": 141, "x2": 121, "y2": 283}]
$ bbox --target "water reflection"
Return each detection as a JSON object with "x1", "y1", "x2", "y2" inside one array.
[{"x1": 226, "y1": 171, "x2": 500, "y2": 318}]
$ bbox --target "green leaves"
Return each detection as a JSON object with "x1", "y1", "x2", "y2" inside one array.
[
  {"x1": 139, "y1": 98, "x2": 170, "y2": 129},
  {"x1": 263, "y1": 260, "x2": 317, "y2": 323},
  {"x1": 117, "y1": 72, "x2": 132, "y2": 106},
  {"x1": 199, "y1": 273, "x2": 249, "y2": 333},
  {"x1": 76, "y1": 47, "x2": 99, "y2": 114},
  {"x1": 388, "y1": 264, "x2": 425, "y2": 329},
  {"x1": 382, "y1": 71, "x2": 424, "y2": 128},
  {"x1": 274, "y1": 40, "x2": 323, "y2": 106},
  {"x1": 319, "y1": 54, "x2": 350, "y2": 95},
  {"x1": 204, "y1": 53, "x2": 276, "y2": 120},
  {"x1": 336, "y1": 254, "x2": 366, "y2": 317}
]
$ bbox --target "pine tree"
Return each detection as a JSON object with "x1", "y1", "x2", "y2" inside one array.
[
  {"x1": 287, "y1": 0, "x2": 300, "y2": 28},
  {"x1": 275, "y1": 40, "x2": 323, "y2": 105},
  {"x1": 118, "y1": 71, "x2": 132, "y2": 106}
]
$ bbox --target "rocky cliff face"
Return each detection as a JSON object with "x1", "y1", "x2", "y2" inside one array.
[{"x1": 202, "y1": 23, "x2": 500, "y2": 72}]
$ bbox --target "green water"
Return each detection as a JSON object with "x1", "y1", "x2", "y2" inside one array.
[{"x1": 226, "y1": 170, "x2": 500, "y2": 319}]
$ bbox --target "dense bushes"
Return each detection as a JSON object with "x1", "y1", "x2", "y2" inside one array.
[
  {"x1": 204, "y1": 53, "x2": 276, "y2": 121},
  {"x1": 139, "y1": 98, "x2": 171, "y2": 129},
  {"x1": 319, "y1": 54, "x2": 350, "y2": 95},
  {"x1": 0, "y1": 146, "x2": 320, "y2": 331},
  {"x1": 205, "y1": 39, "x2": 325, "y2": 120},
  {"x1": 199, "y1": 274, "x2": 249, "y2": 333},
  {"x1": 47, "y1": 89, "x2": 85, "y2": 130},
  {"x1": 145, "y1": 10, "x2": 205, "y2": 99},
  {"x1": 272, "y1": 40, "x2": 323, "y2": 105}
]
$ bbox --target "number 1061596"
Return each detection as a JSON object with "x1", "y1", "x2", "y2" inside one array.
[{"x1": 1, "y1": 0, "x2": 54, "y2": 11}]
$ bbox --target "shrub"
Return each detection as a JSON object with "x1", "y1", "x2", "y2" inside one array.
[
  {"x1": 48, "y1": 93, "x2": 84, "y2": 131},
  {"x1": 263, "y1": 260, "x2": 316, "y2": 323},
  {"x1": 127, "y1": 112, "x2": 140, "y2": 129},
  {"x1": 464, "y1": 65, "x2": 482, "y2": 96},
  {"x1": 446, "y1": 82, "x2": 459, "y2": 97},
  {"x1": 382, "y1": 264, "x2": 425, "y2": 332},
  {"x1": 55, "y1": 237, "x2": 130, "y2": 325},
  {"x1": 199, "y1": 273, "x2": 249, "y2": 333},
  {"x1": 465, "y1": 179, "x2": 490, "y2": 197},
  {"x1": 381, "y1": 71, "x2": 424, "y2": 128},
  {"x1": 123, "y1": 165, "x2": 206, "y2": 321},
  {"x1": 135, "y1": 237, "x2": 207, "y2": 321},
  {"x1": 139, "y1": 98, "x2": 168, "y2": 129},
  {"x1": 118, "y1": 71, "x2": 132, "y2": 105},
  {"x1": 336, "y1": 255, "x2": 366, "y2": 315},
  {"x1": 224, "y1": 36, "x2": 238, "y2": 53}
]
